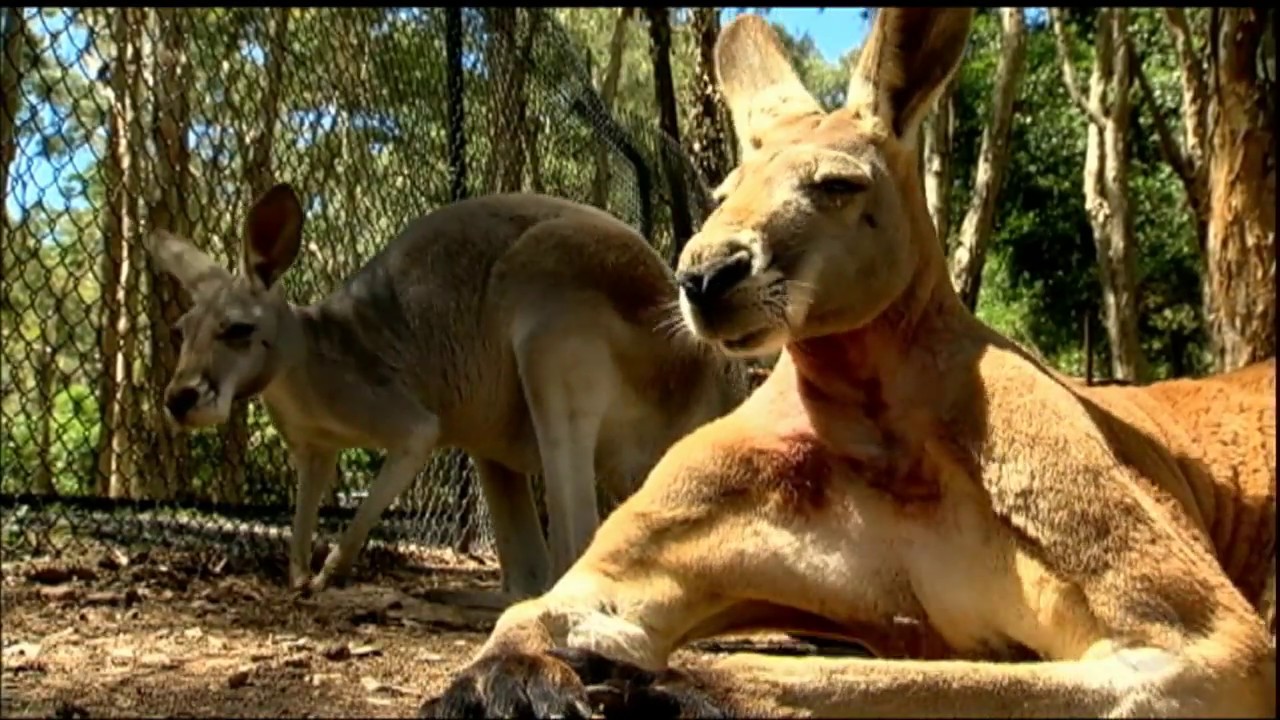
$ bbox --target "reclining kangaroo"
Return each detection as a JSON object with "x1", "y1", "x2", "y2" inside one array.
[
  {"x1": 146, "y1": 185, "x2": 750, "y2": 596},
  {"x1": 427, "y1": 8, "x2": 1276, "y2": 718}
]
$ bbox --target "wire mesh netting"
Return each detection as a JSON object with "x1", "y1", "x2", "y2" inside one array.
[{"x1": 1, "y1": 7, "x2": 712, "y2": 568}]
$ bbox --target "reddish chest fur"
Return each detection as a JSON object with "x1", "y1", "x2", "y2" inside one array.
[{"x1": 741, "y1": 339, "x2": 948, "y2": 516}]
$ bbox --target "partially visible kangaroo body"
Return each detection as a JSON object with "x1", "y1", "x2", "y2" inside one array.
[{"x1": 146, "y1": 185, "x2": 751, "y2": 596}]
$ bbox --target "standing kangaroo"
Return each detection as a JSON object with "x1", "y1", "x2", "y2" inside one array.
[{"x1": 146, "y1": 184, "x2": 751, "y2": 596}]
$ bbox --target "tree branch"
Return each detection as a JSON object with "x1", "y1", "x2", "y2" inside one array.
[
  {"x1": 1161, "y1": 8, "x2": 1210, "y2": 169},
  {"x1": 1049, "y1": 8, "x2": 1107, "y2": 128},
  {"x1": 1130, "y1": 42, "x2": 1195, "y2": 193}
]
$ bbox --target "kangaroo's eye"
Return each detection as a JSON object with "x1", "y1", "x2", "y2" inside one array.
[
  {"x1": 810, "y1": 177, "x2": 867, "y2": 197},
  {"x1": 220, "y1": 322, "x2": 256, "y2": 342}
]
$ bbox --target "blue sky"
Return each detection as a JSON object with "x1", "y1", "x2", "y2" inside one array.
[
  {"x1": 750, "y1": 7, "x2": 1050, "y2": 62},
  {"x1": 729, "y1": 7, "x2": 873, "y2": 63}
]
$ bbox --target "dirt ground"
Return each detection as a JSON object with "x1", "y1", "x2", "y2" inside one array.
[
  {"x1": 1, "y1": 541, "x2": 861, "y2": 718},
  {"x1": 2, "y1": 544, "x2": 818, "y2": 719},
  {"x1": 0, "y1": 543, "x2": 523, "y2": 719}
]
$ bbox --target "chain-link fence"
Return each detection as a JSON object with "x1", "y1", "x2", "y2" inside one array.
[{"x1": 1, "y1": 7, "x2": 712, "y2": 568}]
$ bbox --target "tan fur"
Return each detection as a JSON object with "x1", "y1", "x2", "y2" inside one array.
[
  {"x1": 428, "y1": 8, "x2": 1276, "y2": 718},
  {"x1": 146, "y1": 187, "x2": 752, "y2": 597}
]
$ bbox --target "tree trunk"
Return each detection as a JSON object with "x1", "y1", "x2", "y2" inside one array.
[
  {"x1": 1157, "y1": 8, "x2": 1211, "y2": 229},
  {"x1": 140, "y1": 7, "x2": 195, "y2": 502},
  {"x1": 1135, "y1": 8, "x2": 1274, "y2": 373},
  {"x1": 96, "y1": 7, "x2": 141, "y2": 498},
  {"x1": 1204, "y1": 8, "x2": 1275, "y2": 370},
  {"x1": 1097, "y1": 9, "x2": 1145, "y2": 383},
  {"x1": 922, "y1": 77, "x2": 955, "y2": 249},
  {"x1": 32, "y1": 340, "x2": 57, "y2": 496},
  {"x1": 1051, "y1": 8, "x2": 1147, "y2": 382},
  {"x1": 1, "y1": 6, "x2": 25, "y2": 234},
  {"x1": 643, "y1": 7, "x2": 694, "y2": 257},
  {"x1": 686, "y1": 7, "x2": 730, "y2": 188},
  {"x1": 526, "y1": 112, "x2": 543, "y2": 193},
  {"x1": 947, "y1": 8, "x2": 1026, "y2": 310},
  {"x1": 484, "y1": 9, "x2": 540, "y2": 194},
  {"x1": 2, "y1": 7, "x2": 30, "y2": 403},
  {"x1": 590, "y1": 7, "x2": 633, "y2": 209},
  {"x1": 244, "y1": 8, "x2": 288, "y2": 199}
]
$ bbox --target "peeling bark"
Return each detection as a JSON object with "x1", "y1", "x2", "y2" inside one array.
[
  {"x1": 1134, "y1": 7, "x2": 1274, "y2": 371},
  {"x1": 1204, "y1": 8, "x2": 1275, "y2": 369}
]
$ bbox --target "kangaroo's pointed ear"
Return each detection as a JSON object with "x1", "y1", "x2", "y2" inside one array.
[
  {"x1": 715, "y1": 13, "x2": 824, "y2": 160},
  {"x1": 241, "y1": 183, "x2": 305, "y2": 290},
  {"x1": 846, "y1": 8, "x2": 975, "y2": 146},
  {"x1": 145, "y1": 229, "x2": 230, "y2": 299}
]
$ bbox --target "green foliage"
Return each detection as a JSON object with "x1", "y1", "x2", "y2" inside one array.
[
  {"x1": 954, "y1": 11, "x2": 1208, "y2": 380},
  {"x1": 1, "y1": 383, "x2": 99, "y2": 495},
  {"x1": 962, "y1": 13, "x2": 1099, "y2": 376}
]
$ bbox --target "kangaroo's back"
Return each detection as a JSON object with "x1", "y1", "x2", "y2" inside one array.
[
  {"x1": 320, "y1": 192, "x2": 734, "y2": 460},
  {"x1": 1070, "y1": 360, "x2": 1276, "y2": 614}
]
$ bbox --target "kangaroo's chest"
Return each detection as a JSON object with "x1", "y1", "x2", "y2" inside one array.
[{"x1": 261, "y1": 395, "x2": 382, "y2": 452}]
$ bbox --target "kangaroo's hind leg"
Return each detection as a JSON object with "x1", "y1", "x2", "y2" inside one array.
[
  {"x1": 474, "y1": 457, "x2": 552, "y2": 598},
  {"x1": 515, "y1": 319, "x2": 618, "y2": 586}
]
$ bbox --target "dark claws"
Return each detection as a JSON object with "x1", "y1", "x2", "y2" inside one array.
[
  {"x1": 551, "y1": 647, "x2": 729, "y2": 719},
  {"x1": 418, "y1": 652, "x2": 591, "y2": 720},
  {"x1": 422, "y1": 648, "x2": 729, "y2": 719}
]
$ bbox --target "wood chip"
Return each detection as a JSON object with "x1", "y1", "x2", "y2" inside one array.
[
  {"x1": 360, "y1": 676, "x2": 385, "y2": 693},
  {"x1": 309, "y1": 672, "x2": 341, "y2": 686},
  {"x1": 3, "y1": 642, "x2": 41, "y2": 659},
  {"x1": 38, "y1": 586, "x2": 80, "y2": 603},
  {"x1": 140, "y1": 652, "x2": 176, "y2": 668},
  {"x1": 350, "y1": 644, "x2": 381, "y2": 658},
  {"x1": 43, "y1": 627, "x2": 76, "y2": 646},
  {"x1": 83, "y1": 590, "x2": 124, "y2": 606}
]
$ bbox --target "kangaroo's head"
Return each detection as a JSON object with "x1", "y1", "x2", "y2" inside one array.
[
  {"x1": 145, "y1": 183, "x2": 306, "y2": 428},
  {"x1": 675, "y1": 9, "x2": 974, "y2": 358}
]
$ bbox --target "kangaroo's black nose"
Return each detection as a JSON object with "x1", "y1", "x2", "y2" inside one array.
[
  {"x1": 677, "y1": 252, "x2": 753, "y2": 308},
  {"x1": 165, "y1": 386, "x2": 200, "y2": 419}
]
